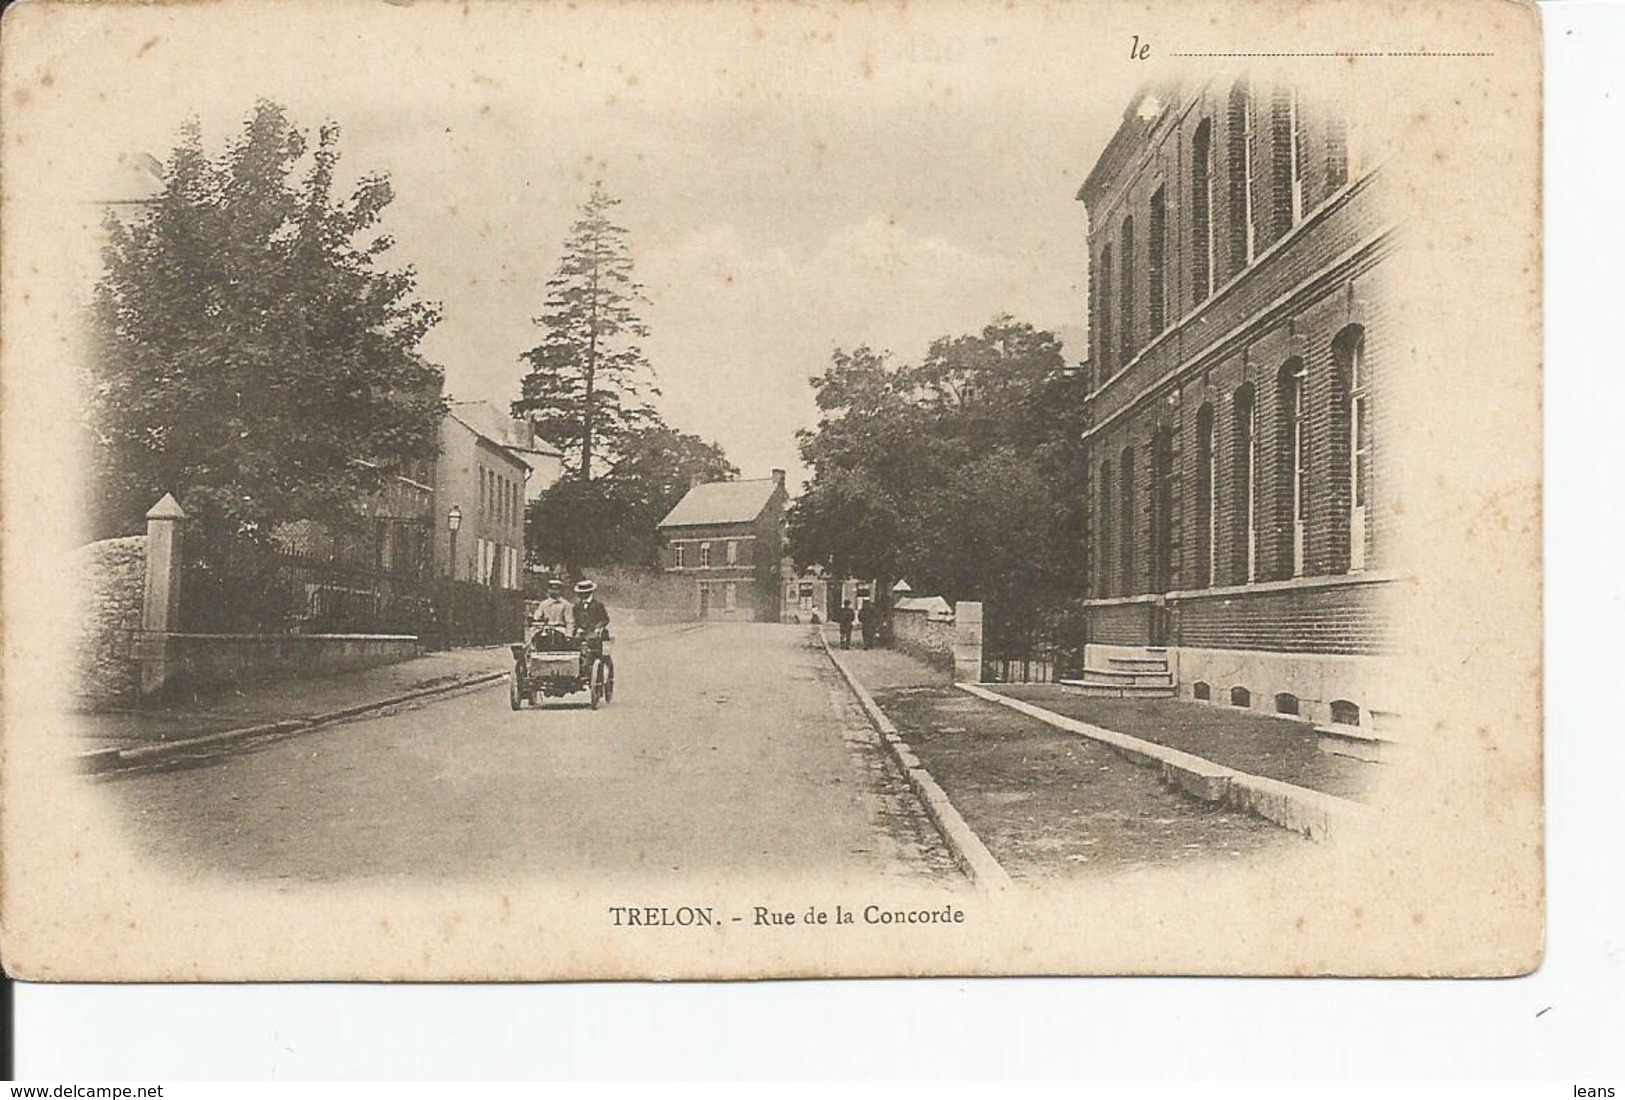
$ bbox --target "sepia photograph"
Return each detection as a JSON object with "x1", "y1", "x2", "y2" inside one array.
[{"x1": 1, "y1": 0, "x2": 1542, "y2": 981}]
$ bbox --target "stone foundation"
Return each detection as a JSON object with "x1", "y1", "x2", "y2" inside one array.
[{"x1": 1174, "y1": 645, "x2": 1394, "y2": 728}]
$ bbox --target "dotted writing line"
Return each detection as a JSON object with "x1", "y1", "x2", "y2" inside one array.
[{"x1": 1172, "y1": 51, "x2": 1495, "y2": 57}]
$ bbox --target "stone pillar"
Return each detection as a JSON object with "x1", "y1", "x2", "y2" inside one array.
[
  {"x1": 139, "y1": 493, "x2": 186, "y2": 698},
  {"x1": 953, "y1": 600, "x2": 983, "y2": 684}
]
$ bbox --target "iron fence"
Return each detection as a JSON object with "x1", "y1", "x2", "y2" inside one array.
[
  {"x1": 179, "y1": 524, "x2": 438, "y2": 638},
  {"x1": 980, "y1": 598, "x2": 1089, "y2": 684}
]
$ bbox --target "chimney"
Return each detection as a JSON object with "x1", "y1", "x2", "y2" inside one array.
[{"x1": 771, "y1": 469, "x2": 786, "y2": 492}]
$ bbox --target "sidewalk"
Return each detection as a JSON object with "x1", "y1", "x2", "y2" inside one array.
[
  {"x1": 984, "y1": 686, "x2": 1372, "y2": 801},
  {"x1": 74, "y1": 646, "x2": 511, "y2": 752},
  {"x1": 821, "y1": 630, "x2": 1305, "y2": 882}
]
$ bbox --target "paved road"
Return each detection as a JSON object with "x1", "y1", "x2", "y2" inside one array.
[{"x1": 97, "y1": 623, "x2": 958, "y2": 886}]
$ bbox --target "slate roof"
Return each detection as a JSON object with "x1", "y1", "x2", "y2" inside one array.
[
  {"x1": 448, "y1": 401, "x2": 562, "y2": 454},
  {"x1": 658, "y1": 478, "x2": 779, "y2": 528}
]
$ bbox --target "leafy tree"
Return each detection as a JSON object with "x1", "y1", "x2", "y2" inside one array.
[
  {"x1": 789, "y1": 317, "x2": 1087, "y2": 621},
  {"x1": 85, "y1": 100, "x2": 445, "y2": 540},
  {"x1": 526, "y1": 424, "x2": 737, "y2": 571},
  {"x1": 513, "y1": 182, "x2": 659, "y2": 480},
  {"x1": 524, "y1": 477, "x2": 630, "y2": 573}
]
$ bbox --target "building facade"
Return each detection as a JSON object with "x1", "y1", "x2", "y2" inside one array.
[
  {"x1": 434, "y1": 402, "x2": 551, "y2": 589},
  {"x1": 658, "y1": 471, "x2": 788, "y2": 622},
  {"x1": 782, "y1": 564, "x2": 830, "y2": 624},
  {"x1": 1078, "y1": 78, "x2": 1398, "y2": 729}
]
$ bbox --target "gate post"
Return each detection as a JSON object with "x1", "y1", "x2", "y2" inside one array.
[
  {"x1": 953, "y1": 600, "x2": 983, "y2": 684},
  {"x1": 139, "y1": 493, "x2": 186, "y2": 698}
]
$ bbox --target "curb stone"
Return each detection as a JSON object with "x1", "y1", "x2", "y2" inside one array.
[
  {"x1": 816, "y1": 630, "x2": 1014, "y2": 891},
  {"x1": 958, "y1": 682, "x2": 1373, "y2": 841},
  {"x1": 78, "y1": 670, "x2": 508, "y2": 775}
]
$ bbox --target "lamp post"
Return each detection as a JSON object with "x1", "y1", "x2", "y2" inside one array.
[{"x1": 447, "y1": 505, "x2": 462, "y2": 648}]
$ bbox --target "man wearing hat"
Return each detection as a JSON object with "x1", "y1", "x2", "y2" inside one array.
[
  {"x1": 529, "y1": 578, "x2": 576, "y2": 649},
  {"x1": 573, "y1": 578, "x2": 610, "y2": 639},
  {"x1": 572, "y1": 578, "x2": 611, "y2": 678}
]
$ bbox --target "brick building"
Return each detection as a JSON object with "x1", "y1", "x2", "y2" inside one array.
[
  {"x1": 658, "y1": 471, "x2": 788, "y2": 621},
  {"x1": 1076, "y1": 78, "x2": 1398, "y2": 732}
]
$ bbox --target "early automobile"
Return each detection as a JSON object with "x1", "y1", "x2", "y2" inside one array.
[{"x1": 510, "y1": 623, "x2": 615, "y2": 710}]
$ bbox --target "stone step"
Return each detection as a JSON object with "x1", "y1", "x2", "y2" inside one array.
[
  {"x1": 1058, "y1": 680, "x2": 1177, "y2": 699},
  {"x1": 1315, "y1": 722, "x2": 1402, "y2": 764},
  {"x1": 1106, "y1": 655, "x2": 1171, "y2": 671},
  {"x1": 1077, "y1": 666, "x2": 1174, "y2": 687}
]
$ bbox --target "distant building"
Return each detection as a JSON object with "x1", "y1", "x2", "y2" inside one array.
[
  {"x1": 658, "y1": 470, "x2": 788, "y2": 621},
  {"x1": 435, "y1": 402, "x2": 562, "y2": 588},
  {"x1": 445, "y1": 401, "x2": 565, "y2": 507},
  {"x1": 782, "y1": 564, "x2": 831, "y2": 623},
  {"x1": 1076, "y1": 78, "x2": 1396, "y2": 730}
]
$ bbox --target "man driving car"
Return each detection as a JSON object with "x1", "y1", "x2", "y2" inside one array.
[{"x1": 530, "y1": 578, "x2": 576, "y2": 649}]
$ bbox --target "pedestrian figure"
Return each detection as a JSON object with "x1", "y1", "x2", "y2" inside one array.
[
  {"x1": 835, "y1": 600, "x2": 855, "y2": 649},
  {"x1": 857, "y1": 600, "x2": 876, "y2": 649}
]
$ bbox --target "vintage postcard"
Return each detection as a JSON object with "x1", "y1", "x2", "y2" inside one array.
[{"x1": 0, "y1": 0, "x2": 1542, "y2": 980}]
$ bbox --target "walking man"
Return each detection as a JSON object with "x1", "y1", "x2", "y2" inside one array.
[{"x1": 835, "y1": 600, "x2": 855, "y2": 649}]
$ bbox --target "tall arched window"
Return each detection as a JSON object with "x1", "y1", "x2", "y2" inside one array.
[
  {"x1": 1098, "y1": 459, "x2": 1114, "y2": 596},
  {"x1": 1195, "y1": 403, "x2": 1218, "y2": 587},
  {"x1": 1151, "y1": 428, "x2": 1175, "y2": 592},
  {"x1": 1278, "y1": 359, "x2": 1308, "y2": 578},
  {"x1": 1288, "y1": 88, "x2": 1306, "y2": 224},
  {"x1": 1120, "y1": 445, "x2": 1136, "y2": 594},
  {"x1": 1097, "y1": 243, "x2": 1114, "y2": 378},
  {"x1": 1268, "y1": 86, "x2": 1300, "y2": 239},
  {"x1": 1229, "y1": 82, "x2": 1257, "y2": 270},
  {"x1": 1149, "y1": 186, "x2": 1167, "y2": 334},
  {"x1": 1119, "y1": 216, "x2": 1136, "y2": 365},
  {"x1": 1193, "y1": 119, "x2": 1215, "y2": 302},
  {"x1": 1334, "y1": 326, "x2": 1370, "y2": 572},
  {"x1": 1232, "y1": 384, "x2": 1257, "y2": 584}
]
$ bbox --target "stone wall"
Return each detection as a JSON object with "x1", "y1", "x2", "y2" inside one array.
[
  {"x1": 146, "y1": 633, "x2": 422, "y2": 700},
  {"x1": 74, "y1": 536, "x2": 146, "y2": 711},
  {"x1": 579, "y1": 565, "x2": 699, "y2": 617},
  {"x1": 890, "y1": 607, "x2": 955, "y2": 672}
]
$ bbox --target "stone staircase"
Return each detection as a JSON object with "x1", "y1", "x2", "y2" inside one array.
[{"x1": 1059, "y1": 645, "x2": 1176, "y2": 699}]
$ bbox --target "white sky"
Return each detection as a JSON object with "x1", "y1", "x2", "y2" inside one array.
[{"x1": 17, "y1": 1, "x2": 1126, "y2": 491}]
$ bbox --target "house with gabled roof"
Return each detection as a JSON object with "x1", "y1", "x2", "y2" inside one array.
[{"x1": 657, "y1": 470, "x2": 788, "y2": 621}]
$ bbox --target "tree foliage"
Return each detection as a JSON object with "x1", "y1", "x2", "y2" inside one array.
[
  {"x1": 527, "y1": 424, "x2": 738, "y2": 571},
  {"x1": 85, "y1": 100, "x2": 445, "y2": 540},
  {"x1": 789, "y1": 316, "x2": 1087, "y2": 617},
  {"x1": 513, "y1": 182, "x2": 659, "y2": 480}
]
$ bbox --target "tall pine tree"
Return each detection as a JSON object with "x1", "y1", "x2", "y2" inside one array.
[{"x1": 513, "y1": 182, "x2": 659, "y2": 480}]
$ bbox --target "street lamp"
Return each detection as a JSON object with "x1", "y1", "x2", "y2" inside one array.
[{"x1": 447, "y1": 506, "x2": 463, "y2": 648}]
